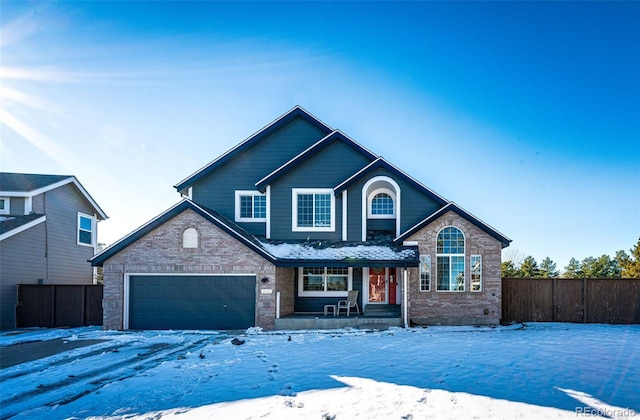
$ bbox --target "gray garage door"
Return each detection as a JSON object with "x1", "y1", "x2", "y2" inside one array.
[{"x1": 128, "y1": 275, "x2": 256, "y2": 330}]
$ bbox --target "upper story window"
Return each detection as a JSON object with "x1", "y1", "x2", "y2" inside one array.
[
  {"x1": 235, "y1": 191, "x2": 266, "y2": 222},
  {"x1": 370, "y1": 191, "x2": 395, "y2": 217},
  {"x1": 182, "y1": 227, "x2": 198, "y2": 248},
  {"x1": 436, "y1": 226, "x2": 465, "y2": 291},
  {"x1": 0, "y1": 197, "x2": 9, "y2": 215},
  {"x1": 292, "y1": 188, "x2": 334, "y2": 232},
  {"x1": 77, "y1": 212, "x2": 95, "y2": 247}
]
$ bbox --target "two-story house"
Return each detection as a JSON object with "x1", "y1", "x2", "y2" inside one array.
[
  {"x1": 92, "y1": 106, "x2": 510, "y2": 330},
  {"x1": 0, "y1": 173, "x2": 107, "y2": 330}
]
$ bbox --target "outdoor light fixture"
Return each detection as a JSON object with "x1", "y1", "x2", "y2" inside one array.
[{"x1": 261, "y1": 277, "x2": 269, "y2": 283}]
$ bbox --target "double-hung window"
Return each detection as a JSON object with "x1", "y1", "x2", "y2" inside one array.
[
  {"x1": 235, "y1": 191, "x2": 266, "y2": 222},
  {"x1": 436, "y1": 226, "x2": 465, "y2": 291},
  {"x1": 298, "y1": 267, "x2": 352, "y2": 297},
  {"x1": 77, "y1": 212, "x2": 95, "y2": 246},
  {"x1": 292, "y1": 188, "x2": 334, "y2": 231}
]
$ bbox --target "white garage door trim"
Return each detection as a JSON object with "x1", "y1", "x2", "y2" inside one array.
[{"x1": 123, "y1": 272, "x2": 257, "y2": 330}]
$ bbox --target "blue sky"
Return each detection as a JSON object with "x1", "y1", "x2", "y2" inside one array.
[{"x1": 1, "y1": 1, "x2": 638, "y2": 270}]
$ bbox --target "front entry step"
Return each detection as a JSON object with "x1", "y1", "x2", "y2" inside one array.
[{"x1": 364, "y1": 304, "x2": 401, "y2": 317}]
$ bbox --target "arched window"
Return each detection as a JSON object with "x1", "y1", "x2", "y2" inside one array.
[
  {"x1": 371, "y1": 192, "x2": 394, "y2": 216},
  {"x1": 182, "y1": 228, "x2": 198, "y2": 249},
  {"x1": 436, "y1": 226, "x2": 465, "y2": 291},
  {"x1": 367, "y1": 188, "x2": 396, "y2": 219}
]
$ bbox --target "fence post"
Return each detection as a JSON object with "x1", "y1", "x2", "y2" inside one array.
[
  {"x1": 583, "y1": 278, "x2": 588, "y2": 323},
  {"x1": 551, "y1": 278, "x2": 556, "y2": 322}
]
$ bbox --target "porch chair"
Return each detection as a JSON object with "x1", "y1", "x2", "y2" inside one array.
[{"x1": 336, "y1": 290, "x2": 360, "y2": 316}]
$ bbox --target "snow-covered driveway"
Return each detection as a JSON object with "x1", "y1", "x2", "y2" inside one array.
[{"x1": 1, "y1": 323, "x2": 638, "y2": 419}]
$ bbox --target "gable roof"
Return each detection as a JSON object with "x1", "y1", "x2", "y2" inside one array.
[
  {"x1": 0, "y1": 214, "x2": 46, "y2": 242},
  {"x1": 394, "y1": 202, "x2": 512, "y2": 248},
  {"x1": 334, "y1": 157, "x2": 449, "y2": 206},
  {"x1": 0, "y1": 173, "x2": 107, "y2": 220},
  {"x1": 90, "y1": 199, "x2": 277, "y2": 266},
  {"x1": 174, "y1": 106, "x2": 334, "y2": 192},
  {"x1": 255, "y1": 130, "x2": 377, "y2": 191}
]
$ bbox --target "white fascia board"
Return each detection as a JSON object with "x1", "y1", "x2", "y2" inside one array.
[
  {"x1": 0, "y1": 215, "x2": 46, "y2": 242},
  {"x1": 0, "y1": 177, "x2": 108, "y2": 220},
  {"x1": 91, "y1": 200, "x2": 188, "y2": 261},
  {"x1": 334, "y1": 158, "x2": 383, "y2": 192},
  {"x1": 176, "y1": 105, "x2": 334, "y2": 190},
  {"x1": 189, "y1": 201, "x2": 277, "y2": 260}
]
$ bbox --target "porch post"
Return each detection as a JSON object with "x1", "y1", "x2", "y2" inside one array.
[
  {"x1": 403, "y1": 268, "x2": 409, "y2": 328},
  {"x1": 276, "y1": 291, "x2": 281, "y2": 319}
]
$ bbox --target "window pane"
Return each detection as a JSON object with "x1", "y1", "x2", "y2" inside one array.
[
  {"x1": 79, "y1": 216, "x2": 92, "y2": 231},
  {"x1": 240, "y1": 196, "x2": 253, "y2": 218},
  {"x1": 0, "y1": 199, "x2": 5, "y2": 210},
  {"x1": 314, "y1": 193, "x2": 331, "y2": 227},
  {"x1": 302, "y1": 268, "x2": 325, "y2": 291},
  {"x1": 452, "y1": 256, "x2": 465, "y2": 291},
  {"x1": 437, "y1": 256, "x2": 450, "y2": 290},
  {"x1": 253, "y1": 195, "x2": 266, "y2": 218},
  {"x1": 471, "y1": 255, "x2": 482, "y2": 292},
  {"x1": 327, "y1": 275, "x2": 348, "y2": 291},
  {"x1": 420, "y1": 255, "x2": 431, "y2": 291},
  {"x1": 79, "y1": 230, "x2": 92, "y2": 245},
  {"x1": 371, "y1": 193, "x2": 394, "y2": 215},
  {"x1": 297, "y1": 194, "x2": 314, "y2": 227}
]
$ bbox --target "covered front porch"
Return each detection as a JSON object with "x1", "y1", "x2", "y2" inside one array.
[{"x1": 274, "y1": 305, "x2": 403, "y2": 330}]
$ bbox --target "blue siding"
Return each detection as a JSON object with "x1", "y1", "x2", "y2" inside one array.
[
  {"x1": 294, "y1": 268, "x2": 363, "y2": 313},
  {"x1": 190, "y1": 117, "x2": 329, "y2": 236},
  {"x1": 269, "y1": 140, "x2": 372, "y2": 240},
  {"x1": 345, "y1": 167, "x2": 443, "y2": 241}
]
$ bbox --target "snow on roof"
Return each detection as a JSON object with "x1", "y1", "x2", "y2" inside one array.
[{"x1": 259, "y1": 240, "x2": 417, "y2": 262}]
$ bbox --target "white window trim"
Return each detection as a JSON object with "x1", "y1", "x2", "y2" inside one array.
[
  {"x1": 77, "y1": 212, "x2": 96, "y2": 247},
  {"x1": 471, "y1": 254, "x2": 482, "y2": 292},
  {"x1": 297, "y1": 267, "x2": 353, "y2": 297},
  {"x1": 292, "y1": 188, "x2": 335, "y2": 232},
  {"x1": 235, "y1": 190, "x2": 267, "y2": 223},
  {"x1": 367, "y1": 187, "x2": 396, "y2": 219},
  {"x1": 361, "y1": 176, "x2": 401, "y2": 240},
  {"x1": 419, "y1": 254, "x2": 431, "y2": 292},
  {"x1": 436, "y1": 226, "x2": 466, "y2": 292},
  {"x1": 0, "y1": 197, "x2": 9, "y2": 215}
]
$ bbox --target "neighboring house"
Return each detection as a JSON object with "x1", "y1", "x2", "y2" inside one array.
[
  {"x1": 0, "y1": 173, "x2": 107, "y2": 330},
  {"x1": 91, "y1": 106, "x2": 511, "y2": 331}
]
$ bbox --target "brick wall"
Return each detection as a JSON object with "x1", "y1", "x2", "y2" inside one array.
[
  {"x1": 101, "y1": 209, "x2": 277, "y2": 330},
  {"x1": 406, "y1": 210, "x2": 502, "y2": 325}
]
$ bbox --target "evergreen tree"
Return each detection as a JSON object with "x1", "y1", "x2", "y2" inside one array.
[
  {"x1": 563, "y1": 258, "x2": 582, "y2": 278},
  {"x1": 502, "y1": 260, "x2": 522, "y2": 278},
  {"x1": 520, "y1": 256, "x2": 541, "y2": 278},
  {"x1": 539, "y1": 257, "x2": 559, "y2": 278},
  {"x1": 617, "y1": 238, "x2": 640, "y2": 278},
  {"x1": 580, "y1": 255, "x2": 621, "y2": 278}
]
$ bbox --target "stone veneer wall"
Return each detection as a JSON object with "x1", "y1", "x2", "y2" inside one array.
[
  {"x1": 101, "y1": 209, "x2": 277, "y2": 330},
  {"x1": 406, "y1": 211, "x2": 503, "y2": 325}
]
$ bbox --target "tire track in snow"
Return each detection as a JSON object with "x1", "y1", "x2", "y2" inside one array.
[{"x1": 0, "y1": 337, "x2": 213, "y2": 419}]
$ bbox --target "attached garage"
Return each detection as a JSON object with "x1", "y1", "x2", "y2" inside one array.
[{"x1": 126, "y1": 274, "x2": 256, "y2": 330}]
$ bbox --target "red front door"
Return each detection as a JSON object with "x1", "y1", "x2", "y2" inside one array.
[{"x1": 368, "y1": 268, "x2": 387, "y2": 303}]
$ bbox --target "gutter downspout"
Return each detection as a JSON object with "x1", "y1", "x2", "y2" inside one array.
[{"x1": 403, "y1": 268, "x2": 409, "y2": 328}]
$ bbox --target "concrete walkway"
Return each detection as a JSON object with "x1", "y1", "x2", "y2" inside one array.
[{"x1": 0, "y1": 339, "x2": 107, "y2": 369}]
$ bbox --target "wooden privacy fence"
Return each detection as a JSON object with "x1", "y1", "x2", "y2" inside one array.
[
  {"x1": 502, "y1": 278, "x2": 640, "y2": 324},
  {"x1": 16, "y1": 284, "x2": 103, "y2": 328}
]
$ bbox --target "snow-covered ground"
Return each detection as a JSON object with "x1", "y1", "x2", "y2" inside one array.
[{"x1": 1, "y1": 323, "x2": 638, "y2": 419}]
